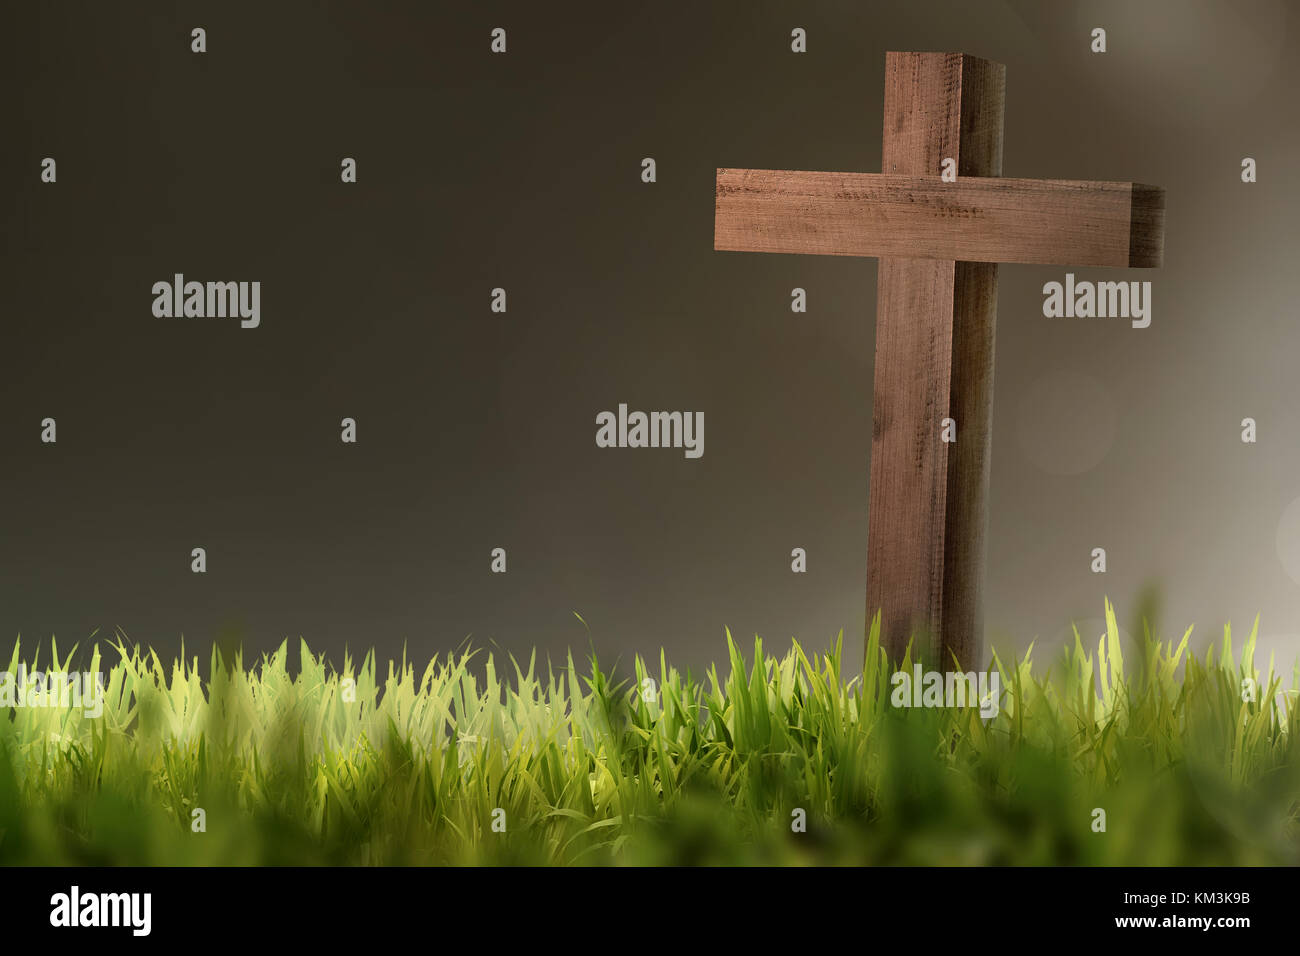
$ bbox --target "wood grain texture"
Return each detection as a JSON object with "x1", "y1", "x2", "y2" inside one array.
[
  {"x1": 865, "y1": 52, "x2": 1004, "y2": 670},
  {"x1": 714, "y1": 169, "x2": 1165, "y2": 267},
  {"x1": 882, "y1": 51, "x2": 1004, "y2": 179}
]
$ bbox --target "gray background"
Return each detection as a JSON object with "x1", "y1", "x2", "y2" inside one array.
[{"x1": 5, "y1": 0, "x2": 1299, "y2": 673}]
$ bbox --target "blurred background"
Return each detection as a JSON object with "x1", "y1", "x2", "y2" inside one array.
[{"x1": 4, "y1": 0, "x2": 1299, "y2": 673}]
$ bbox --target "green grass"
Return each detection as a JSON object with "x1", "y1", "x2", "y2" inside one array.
[{"x1": 1, "y1": 599, "x2": 1297, "y2": 865}]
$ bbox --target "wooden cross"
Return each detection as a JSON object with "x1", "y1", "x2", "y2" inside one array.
[{"x1": 714, "y1": 52, "x2": 1165, "y2": 669}]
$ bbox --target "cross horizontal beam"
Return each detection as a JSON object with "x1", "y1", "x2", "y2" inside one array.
[{"x1": 715, "y1": 168, "x2": 1164, "y2": 268}]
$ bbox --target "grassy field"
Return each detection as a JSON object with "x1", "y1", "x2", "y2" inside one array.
[{"x1": 1, "y1": 600, "x2": 1297, "y2": 865}]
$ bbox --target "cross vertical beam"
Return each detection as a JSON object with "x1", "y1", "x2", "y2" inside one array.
[{"x1": 866, "y1": 53, "x2": 1005, "y2": 669}]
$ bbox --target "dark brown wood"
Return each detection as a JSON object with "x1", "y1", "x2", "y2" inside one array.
[
  {"x1": 1128, "y1": 183, "x2": 1166, "y2": 269},
  {"x1": 714, "y1": 170, "x2": 1164, "y2": 267},
  {"x1": 711, "y1": 51, "x2": 1165, "y2": 671}
]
